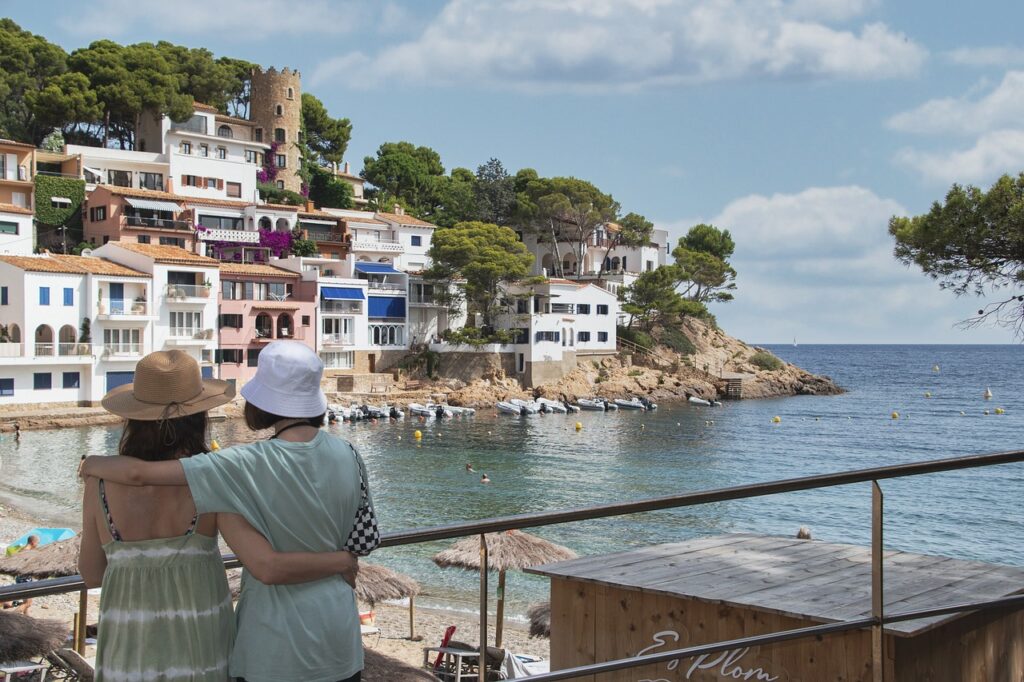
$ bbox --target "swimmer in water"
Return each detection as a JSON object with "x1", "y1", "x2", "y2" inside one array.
[
  {"x1": 466, "y1": 463, "x2": 475, "y2": 473},
  {"x1": 480, "y1": 474, "x2": 491, "y2": 484}
]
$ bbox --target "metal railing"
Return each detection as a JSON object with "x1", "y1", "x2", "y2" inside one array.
[
  {"x1": 102, "y1": 343, "x2": 142, "y2": 356},
  {"x1": 124, "y1": 215, "x2": 191, "y2": 231},
  {"x1": 363, "y1": 281, "x2": 405, "y2": 292},
  {"x1": 322, "y1": 333, "x2": 355, "y2": 346},
  {"x1": 321, "y1": 301, "x2": 362, "y2": 314},
  {"x1": 104, "y1": 299, "x2": 148, "y2": 316},
  {"x1": 57, "y1": 343, "x2": 93, "y2": 356},
  {"x1": 165, "y1": 284, "x2": 212, "y2": 298},
  {"x1": 304, "y1": 229, "x2": 346, "y2": 243},
  {"x1": 2, "y1": 450, "x2": 1022, "y2": 681}
]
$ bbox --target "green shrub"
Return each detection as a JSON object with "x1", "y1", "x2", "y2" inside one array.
[
  {"x1": 750, "y1": 350, "x2": 784, "y2": 371},
  {"x1": 34, "y1": 175, "x2": 85, "y2": 229},
  {"x1": 617, "y1": 326, "x2": 654, "y2": 350},
  {"x1": 658, "y1": 326, "x2": 696, "y2": 355},
  {"x1": 257, "y1": 182, "x2": 306, "y2": 206}
]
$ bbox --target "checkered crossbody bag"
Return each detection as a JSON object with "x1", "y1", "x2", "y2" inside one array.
[{"x1": 342, "y1": 450, "x2": 380, "y2": 556}]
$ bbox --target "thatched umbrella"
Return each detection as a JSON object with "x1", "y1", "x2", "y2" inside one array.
[
  {"x1": 363, "y1": 648, "x2": 435, "y2": 681},
  {"x1": 0, "y1": 535, "x2": 88, "y2": 654},
  {"x1": 433, "y1": 529, "x2": 576, "y2": 648},
  {"x1": 0, "y1": 610, "x2": 67, "y2": 663},
  {"x1": 356, "y1": 563, "x2": 422, "y2": 640},
  {"x1": 527, "y1": 601, "x2": 550, "y2": 639}
]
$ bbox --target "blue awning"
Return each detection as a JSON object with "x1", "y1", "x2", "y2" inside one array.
[
  {"x1": 322, "y1": 287, "x2": 365, "y2": 300},
  {"x1": 355, "y1": 262, "x2": 402, "y2": 275},
  {"x1": 368, "y1": 295, "x2": 406, "y2": 318}
]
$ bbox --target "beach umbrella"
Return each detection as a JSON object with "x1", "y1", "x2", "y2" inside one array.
[
  {"x1": 527, "y1": 601, "x2": 550, "y2": 639},
  {"x1": 0, "y1": 610, "x2": 67, "y2": 663},
  {"x1": 0, "y1": 535, "x2": 89, "y2": 654},
  {"x1": 356, "y1": 563, "x2": 422, "y2": 640},
  {"x1": 363, "y1": 648, "x2": 436, "y2": 681},
  {"x1": 433, "y1": 529, "x2": 577, "y2": 648}
]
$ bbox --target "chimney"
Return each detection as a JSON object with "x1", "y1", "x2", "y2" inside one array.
[
  {"x1": 343, "y1": 162, "x2": 350, "y2": 174},
  {"x1": 393, "y1": 203, "x2": 404, "y2": 216},
  {"x1": 305, "y1": 200, "x2": 315, "y2": 212},
  {"x1": 166, "y1": 177, "x2": 174, "y2": 193}
]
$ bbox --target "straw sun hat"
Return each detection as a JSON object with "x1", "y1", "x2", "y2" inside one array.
[{"x1": 102, "y1": 350, "x2": 234, "y2": 421}]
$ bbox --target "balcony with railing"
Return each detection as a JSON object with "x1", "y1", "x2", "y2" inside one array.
[
  {"x1": 165, "y1": 284, "x2": 213, "y2": 300},
  {"x1": 166, "y1": 328, "x2": 214, "y2": 346},
  {"x1": 321, "y1": 301, "x2": 362, "y2": 315},
  {"x1": 350, "y1": 238, "x2": 404, "y2": 254},
  {"x1": 99, "y1": 299, "x2": 151, "y2": 318},
  {"x1": 123, "y1": 214, "x2": 192, "y2": 231},
  {"x1": 103, "y1": 343, "x2": 143, "y2": 357},
  {"x1": 31, "y1": 343, "x2": 94, "y2": 358},
  {"x1": 304, "y1": 228, "x2": 347, "y2": 244},
  {"x1": 322, "y1": 333, "x2": 355, "y2": 347}
]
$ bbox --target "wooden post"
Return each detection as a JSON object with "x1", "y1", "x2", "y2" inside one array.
[
  {"x1": 479, "y1": 534, "x2": 488, "y2": 682},
  {"x1": 76, "y1": 588, "x2": 89, "y2": 653},
  {"x1": 872, "y1": 481, "x2": 885, "y2": 682},
  {"x1": 495, "y1": 570, "x2": 506, "y2": 649},
  {"x1": 408, "y1": 594, "x2": 416, "y2": 640}
]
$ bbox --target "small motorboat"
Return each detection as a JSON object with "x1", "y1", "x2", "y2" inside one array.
[
  {"x1": 688, "y1": 396, "x2": 711, "y2": 407},
  {"x1": 408, "y1": 403, "x2": 432, "y2": 417},
  {"x1": 576, "y1": 398, "x2": 605, "y2": 411},
  {"x1": 615, "y1": 397, "x2": 646, "y2": 410},
  {"x1": 536, "y1": 397, "x2": 569, "y2": 414},
  {"x1": 444, "y1": 405, "x2": 476, "y2": 416},
  {"x1": 510, "y1": 398, "x2": 541, "y2": 414},
  {"x1": 497, "y1": 401, "x2": 529, "y2": 416}
]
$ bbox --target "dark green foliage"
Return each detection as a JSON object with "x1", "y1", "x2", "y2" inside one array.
[
  {"x1": 257, "y1": 182, "x2": 305, "y2": 206},
  {"x1": 890, "y1": 173, "x2": 1024, "y2": 334},
  {"x1": 750, "y1": 351, "x2": 784, "y2": 371},
  {"x1": 33, "y1": 175, "x2": 85, "y2": 228},
  {"x1": 617, "y1": 326, "x2": 655, "y2": 350},
  {"x1": 362, "y1": 141, "x2": 445, "y2": 217},
  {"x1": 658, "y1": 326, "x2": 697, "y2": 355},
  {"x1": 301, "y1": 93, "x2": 352, "y2": 167},
  {"x1": 308, "y1": 165, "x2": 353, "y2": 209},
  {"x1": 673, "y1": 224, "x2": 737, "y2": 304},
  {"x1": 78, "y1": 317, "x2": 91, "y2": 343},
  {"x1": 475, "y1": 158, "x2": 515, "y2": 225},
  {"x1": 619, "y1": 266, "x2": 685, "y2": 330},
  {"x1": 426, "y1": 221, "x2": 533, "y2": 327}
]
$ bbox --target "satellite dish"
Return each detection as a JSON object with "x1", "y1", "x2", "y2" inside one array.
[{"x1": 80, "y1": 248, "x2": 94, "y2": 257}]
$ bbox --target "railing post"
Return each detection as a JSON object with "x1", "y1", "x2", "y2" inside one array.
[
  {"x1": 872, "y1": 480, "x2": 885, "y2": 682},
  {"x1": 479, "y1": 533, "x2": 488, "y2": 682}
]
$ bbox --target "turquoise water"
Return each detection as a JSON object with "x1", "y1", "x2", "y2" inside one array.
[{"x1": 2, "y1": 344, "x2": 1022, "y2": 615}]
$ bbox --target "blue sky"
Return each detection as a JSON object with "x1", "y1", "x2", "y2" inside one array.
[{"x1": 8, "y1": 0, "x2": 1024, "y2": 343}]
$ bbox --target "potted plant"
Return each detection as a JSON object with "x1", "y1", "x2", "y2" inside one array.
[
  {"x1": 97, "y1": 289, "x2": 105, "y2": 315},
  {"x1": 78, "y1": 317, "x2": 92, "y2": 355},
  {"x1": 202, "y1": 279, "x2": 213, "y2": 296},
  {"x1": 132, "y1": 296, "x2": 146, "y2": 314}
]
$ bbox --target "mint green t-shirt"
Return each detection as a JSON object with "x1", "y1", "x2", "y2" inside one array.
[{"x1": 181, "y1": 430, "x2": 368, "y2": 682}]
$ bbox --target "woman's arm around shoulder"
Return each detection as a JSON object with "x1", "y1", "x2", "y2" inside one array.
[
  {"x1": 217, "y1": 513, "x2": 359, "y2": 587},
  {"x1": 80, "y1": 455, "x2": 186, "y2": 487},
  {"x1": 78, "y1": 477, "x2": 107, "y2": 588}
]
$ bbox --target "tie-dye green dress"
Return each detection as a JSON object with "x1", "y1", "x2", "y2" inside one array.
[{"x1": 94, "y1": 479, "x2": 234, "y2": 682}]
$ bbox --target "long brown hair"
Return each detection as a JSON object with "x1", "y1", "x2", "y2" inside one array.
[
  {"x1": 118, "y1": 412, "x2": 209, "y2": 461},
  {"x1": 244, "y1": 402, "x2": 324, "y2": 432}
]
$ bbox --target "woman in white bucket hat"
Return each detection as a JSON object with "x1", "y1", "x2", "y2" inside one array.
[{"x1": 83, "y1": 342, "x2": 377, "y2": 682}]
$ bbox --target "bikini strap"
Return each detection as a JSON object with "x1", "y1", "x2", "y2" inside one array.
[{"x1": 97, "y1": 479, "x2": 123, "y2": 542}]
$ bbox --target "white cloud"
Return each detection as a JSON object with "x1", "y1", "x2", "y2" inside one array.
[
  {"x1": 312, "y1": 0, "x2": 925, "y2": 91},
  {"x1": 894, "y1": 130, "x2": 1024, "y2": 186},
  {"x1": 886, "y1": 71, "x2": 1024, "y2": 136},
  {"x1": 946, "y1": 46, "x2": 1024, "y2": 68},
  {"x1": 659, "y1": 186, "x2": 994, "y2": 343},
  {"x1": 59, "y1": 0, "x2": 367, "y2": 39}
]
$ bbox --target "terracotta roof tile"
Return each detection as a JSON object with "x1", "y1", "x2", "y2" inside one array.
[
  {"x1": 345, "y1": 215, "x2": 389, "y2": 226},
  {"x1": 219, "y1": 262, "x2": 299, "y2": 277},
  {"x1": 260, "y1": 203, "x2": 300, "y2": 212},
  {"x1": 111, "y1": 243, "x2": 220, "y2": 266},
  {"x1": 298, "y1": 210, "x2": 343, "y2": 220},
  {"x1": 0, "y1": 203, "x2": 33, "y2": 215},
  {"x1": 214, "y1": 114, "x2": 257, "y2": 127},
  {"x1": 375, "y1": 212, "x2": 436, "y2": 228},
  {"x1": 0, "y1": 255, "x2": 86, "y2": 274},
  {"x1": 192, "y1": 102, "x2": 219, "y2": 113},
  {"x1": 0, "y1": 138, "x2": 36, "y2": 150},
  {"x1": 101, "y1": 185, "x2": 251, "y2": 210},
  {"x1": 49, "y1": 255, "x2": 148, "y2": 278}
]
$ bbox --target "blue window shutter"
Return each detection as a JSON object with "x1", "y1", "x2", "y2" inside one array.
[
  {"x1": 0, "y1": 378, "x2": 13, "y2": 396},
  {"x1": 201, "y1": 366, "x2": 213, "y2": 379},
  {"x1": 63, "y1": 372, "x2": 80, "y2": 389},
  {"x1": 39, "y1": 287, "x2": 49, "y2": 305},
  {"x1": 64, "y1": 288, "x2": 74, "y2": 306},
  {"x1": 368, "y1": 296, "x2": 405, "y2": 318},
  {"x1": 1, "y1": 287, "x2": 7, "y2": 305}
]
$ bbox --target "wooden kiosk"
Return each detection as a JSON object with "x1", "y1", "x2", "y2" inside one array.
[{"x1": 527, "y1": 534, "x2": 1024, "y2": 681}]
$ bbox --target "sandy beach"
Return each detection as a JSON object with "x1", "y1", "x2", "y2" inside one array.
[{"x1": 1, "y1": 501, "x2": 550, "y2": 676}]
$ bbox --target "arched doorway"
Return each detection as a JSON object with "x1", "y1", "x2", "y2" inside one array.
[
  {"x1": 35, "y1": 324, "x2": 54, "y2": 356},
  {"x1": 7, "y1": 323, "x2": 20, "y2": 343},
  {"x1": 58, "y1": 325, "x2": 76, "y2": 355},
  {"x1": 277, "y1": 313, "x2": 293, "y2": 339},
  {"x1": 275, "y1": 217, "x2": 290, "y2": 232},
  {"x1": 541, "y1": 254, "x2": 555, "y2": 276},
  {"x1": 255, "y1": 313, "x2": 273, "y2": 339},
  {"x1": 259, "y1": 216, "x2": 272, "y2": 231}
]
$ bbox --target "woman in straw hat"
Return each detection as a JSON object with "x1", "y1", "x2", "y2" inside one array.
[
  {"x1": 80, "y1": 350, "x2": 361, "y2": 682},
  {"x1": 83, "y1": 342, "x2": 377, "y2": 682}
]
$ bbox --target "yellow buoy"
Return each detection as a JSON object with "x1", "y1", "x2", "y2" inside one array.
[
  {"x1": 210, "y1": 439, "x2": 220, "y2": 451},
  {"x1": 891, "y1": 411, "x2": 899, "y2": 420},
  {"x1": 575, "y1": 422, "x2": 582, "y2": 431},
  {"x1": 772, "y1": 416, "x2": 781, "y2": 424},
  {"x1": 414, "y1": 430, "x2": 422, "y2": 440},
  {"x1": 995, "y1": 407, "x2": 1005, "y2": 415}
]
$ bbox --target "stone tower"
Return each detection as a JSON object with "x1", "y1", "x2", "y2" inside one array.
[{"x1": 249, "y1": 67, "x2": 303, "y2": 194}]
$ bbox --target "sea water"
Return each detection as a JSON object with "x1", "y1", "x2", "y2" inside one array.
[{"x1": 1, "y1": 344, "x2": 1022, "y2": 614}]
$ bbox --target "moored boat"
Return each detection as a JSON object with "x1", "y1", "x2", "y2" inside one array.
[
  {"x1": 576, "y1": 398, "x2": 605, "y2": 411},
  {"x1": 688, "y1": 396, "x2": 711, "y2": 406},
  {"x1": 536, "y1": 397, "x2": 569, "y2": 413},
  {"x1": 497, "y1": 401, "x2": 529, "y2": 415},
  {"x1": 615, "y1": 397, "x2": 646, "y2": 410},
  {"x1": 510, "y1": 398, "x2": 541, "y2": 414}
]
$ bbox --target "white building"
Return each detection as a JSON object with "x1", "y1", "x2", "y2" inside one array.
[
  {"x1": 0, "y1": 204, "x2": 34, "y2": 256},
  {"x1": 0, "y1": 253, "x2": 155, "y2": 405},
  {"x1": 494, "y1": 279, "x2": 620, "y2": 387},
  {"x1": 136, "y1": 103, "x2": 267, "y2": 203},
  {"x1": 69, "y1": 144, "x2": 169, "y2": 194},
  {"x1": 94, "y1": 243, "x2": 220, "y2": 375}
]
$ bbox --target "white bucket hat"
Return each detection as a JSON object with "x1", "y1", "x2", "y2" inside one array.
[{"x1": 241, "y1": 341, "x2": 327, "y2": 418}]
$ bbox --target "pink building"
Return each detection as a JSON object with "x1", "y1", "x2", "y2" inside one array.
[{"x1": 215, "y1": 262, "x2": 316, "y2": 387}]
